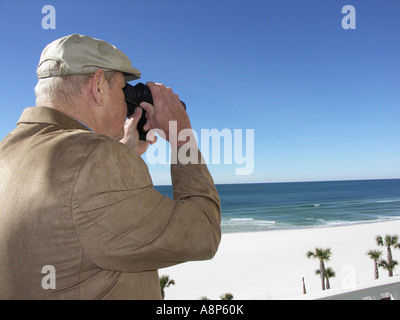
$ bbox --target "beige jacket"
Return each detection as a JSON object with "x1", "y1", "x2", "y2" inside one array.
[{"x1": 0, "y1": 107, "x2": 221, "y2": 299}]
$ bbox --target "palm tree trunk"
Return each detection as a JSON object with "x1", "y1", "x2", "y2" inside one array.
[
  {"x1": 374, "y1": 260, "x2": 379, "y2": 279},
  {"x1": 387, "y1": 247, "x2": 392, "y2": 264},
  {"x1": 387, "y1": 247, "x2": 393, "y2": 277},
  {"x1": 319, "y1": 260, "x2": 326, "y2": 290}
]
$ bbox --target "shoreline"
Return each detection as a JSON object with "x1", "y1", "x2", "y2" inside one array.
[
  {"x1": 221, "y1": 216, "x2": 400, "y2": 235},
  {"x1": 161, "y1": 219, "x2": 400, "y2": 300}
]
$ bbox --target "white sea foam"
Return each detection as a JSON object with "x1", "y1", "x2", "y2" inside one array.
[
  {"x1": 222, "y1": 218, "x2": 276, "y2": 232},
  {"x1": 223, "y1": 218, "x2": 275, "y2": 224}
]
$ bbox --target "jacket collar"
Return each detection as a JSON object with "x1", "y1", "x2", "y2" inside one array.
[{"x1": 17, "y1": 107, "x2": 92, "y2": 132}]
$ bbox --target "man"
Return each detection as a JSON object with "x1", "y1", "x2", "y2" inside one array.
[{"x1": 0, "y1": 34, "x2": 221, "y2": 299}]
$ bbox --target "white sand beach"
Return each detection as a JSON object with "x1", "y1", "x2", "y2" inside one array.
[{"x1": 161, "y1": 219, "x2": 400, "y2": 300}]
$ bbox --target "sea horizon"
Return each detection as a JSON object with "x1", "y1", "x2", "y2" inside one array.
[{"x1": 155, "y1": 177, "x2": 400, "y2": 187}]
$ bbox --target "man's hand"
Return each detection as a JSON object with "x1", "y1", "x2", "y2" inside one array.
[
  {"x1": 119, "y1": 107, "x2": 157, "y2": 156},
  {"x1": 140, "y1": 82, "x2": 194, "y2": 148}
]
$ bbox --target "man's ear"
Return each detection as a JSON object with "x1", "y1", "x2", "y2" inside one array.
[{"x1": 91, "y1": 69, "x2": 107, "y2": 106}]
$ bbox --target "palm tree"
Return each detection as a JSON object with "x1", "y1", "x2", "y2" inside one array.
[
  {"x1": 316, "y1": 266, "x2": 335, "y2": 289},
  {"x1": 325, "y1": 267, "x2": 335, "y2": 289},
  {"x1": 306, "y1": 247, "x2": 332, "y2": 290},
  {"x1": 220, "y1": 293, "x2": 234, "y2": 300},
  {"x1": 379, "y1": 259, "x2": 398, "y2": 278},
  {"x1": 376, "y1": 234, "x2": 399, "y2": 264},
  {"x1": 160, "y1": 274, "x2": 175, "y2": 300},
  {"x1": 366, "y1": 249, "x2": 383, "y2": 279},
  {"x1": 376, "y1": 234, "x2": 399, "y2": 277}
]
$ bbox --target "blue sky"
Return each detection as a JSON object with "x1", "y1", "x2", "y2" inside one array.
[{"x1": 0, "y1": 0, "x2": 399, "y2": 185}]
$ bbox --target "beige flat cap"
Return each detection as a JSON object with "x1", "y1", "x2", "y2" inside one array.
[{"x1": 37, "y1": 34, "x2": 141, "y2": 82}]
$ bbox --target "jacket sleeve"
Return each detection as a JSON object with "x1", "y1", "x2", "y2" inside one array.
[{"x1": 72, "y1": 137, "x2": 221, "y2": 273}]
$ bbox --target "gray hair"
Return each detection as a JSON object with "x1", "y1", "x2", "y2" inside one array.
[{"x1": 35, "y1": 60, "x2": 116, "y2": 106}]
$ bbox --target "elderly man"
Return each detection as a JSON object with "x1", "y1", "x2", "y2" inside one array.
[{"x1": 0, "y1": 34, "x2": 221, "y2": 299}]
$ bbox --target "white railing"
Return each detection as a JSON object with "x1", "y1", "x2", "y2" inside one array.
[{"x1": 292, "y1": 277, "x2": 400, "y2": 300}]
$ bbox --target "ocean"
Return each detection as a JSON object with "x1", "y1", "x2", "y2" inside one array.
[{"x1": 155, "y1": 179, "x2": 400, "y2": 233}]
